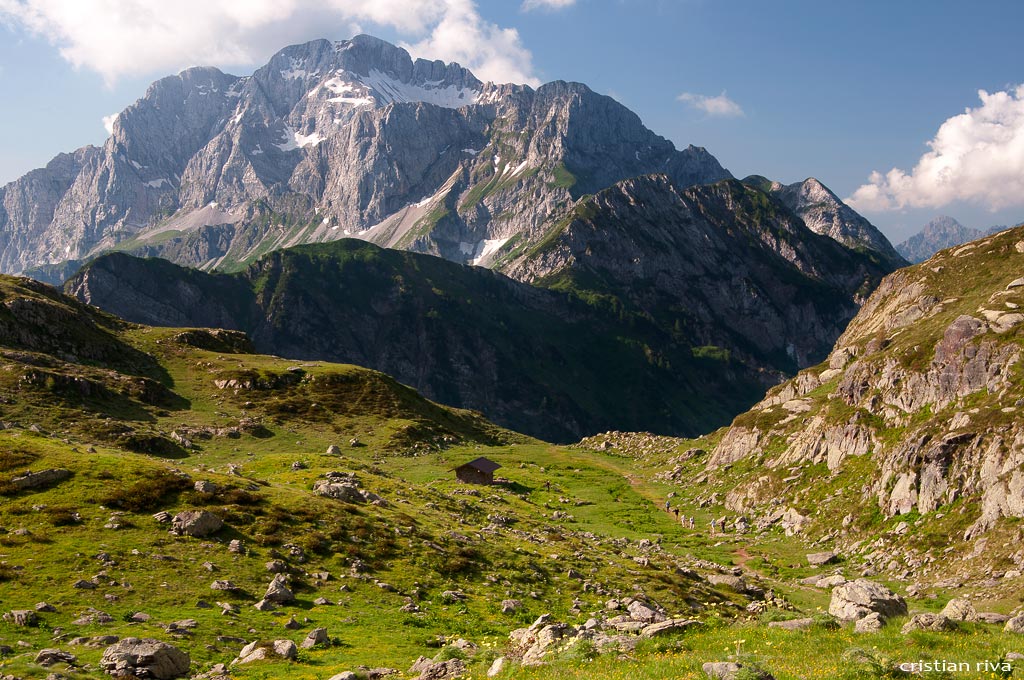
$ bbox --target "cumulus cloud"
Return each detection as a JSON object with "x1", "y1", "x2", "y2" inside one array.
[
  {"x1": 405, "y1": 0, "x2": 538, "y2": 86},
  {"x1": 677, "y1": 91, "x2": 744, "y2": 118},
  {"x1": 0, "y1": 0, "x2": 537, "y2": 85},
  {"x1": 848, "y1": 86, "x2": 1024, "y2": 212},
  {"x1": 522, "y1": 0, "x2": 576, "y2": 11},
  {"x1": 101, "y1": 113, "x2": 118, "y2": 135}
]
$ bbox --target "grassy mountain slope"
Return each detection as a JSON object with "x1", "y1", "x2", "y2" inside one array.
[
  {"x1": 66, "y1": 240, "x2": 766, "y2": 442},
  {"x1": 2, "y1": 274, "x2": 1023, "y2": 679}
]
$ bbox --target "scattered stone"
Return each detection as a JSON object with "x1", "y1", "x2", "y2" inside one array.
[
  {"x1": 326, "y1": 445, "x2": 342, "y2": 456},
  {"x1": 806, "y1": 551, "x2": 837, "y2": 566},
  {"x1": 283, "y1": 616, "x2": 301, "y2": 630},
  {"x1": 152, "y1": 511, "x2": 172, "y2": 523},
  {"x1": 263, "y1": 574, "x2": 295, "y2": 604},
  {"x1": 171, "y1": 510, "x2": 223, "y2": 538},
  {"x1": 72, "y1": 579, "x2": 97, "y2": 590},
  {"x1": 11, "y1": 468, "x2": 71, "y2": 491},
  {"x1": 329, "y1": 673, "x2": 358, "y2": 680},
  {"x1": 4, "y1": 610, "x2": 38, "y2": 627},
  {"x1": 501, "y1": 599, "x2": 522, "y2": 614},
  {"x1": 815, "y1": 574, "x2": 848, "y2": 589},
  {"x1": 130, "y1": 612, "x2": 151, "y2": 623},
  {"x1": 901, "y1": 614, "x2": 956, "y2": 633},
  {"x1": 703, "y1": 661, "x2": 774, "y2": 680},
  {"x1": 940, "y1": 598, "x2": 978, "y2": 622},
  {"x1": 707, "y1": 574, "x2": 747, "y2": 593},
  {"x1": 767, "y1": 618, "x2": 814, "y2": 631},
  {"x1": 301, "y1": 628, "x2": 329, "y2": 649},
  {"x1": 34, "y1": 649, "x2": 77, "y2": 667},
  {"x1": 273, "y1": 640, "x2": 297, "y2": 659},
  {"x1": 314, "y1": 597, "x2": 331, "y2": 606},
  {"x1": 854, "y1": 612, "x2": 885, "y2": 633},
  {"x1": 265, "y1": 560, "x2": 287, "y2": 573},
  {"x1": 1005, "y1": 615, "x2": 1024, "y2": 634},
  {"x1": 829, "y1": 579, "x2": 907, "y2": 621},
  {"x1": 977, "y1": 612, "x2": 1009, "y2": 624},
  {"x1": 415, "y1": 658, "x2": 466, "y2": 680},
  {"x1": 487, "y1": 657, "x2": 506, "y2": 677},
  {"x1": 35, "y1": 602, "x2": 57, "y2": 613},
  {"x1": 640, "y1": 618, "x2": 701, "y2": 638},
  {"x1": 210, "y1": 580, "x2": 240, "y2": 592},
  {"x1": 228, "y1": 540, "x2": 244, "y2": 554},
  {"x1": 253, "y1": 600, "x2": 276, "y2": 612},
  {"x1": 194, "y1": 480, "x2": 218, "y2": 494}
]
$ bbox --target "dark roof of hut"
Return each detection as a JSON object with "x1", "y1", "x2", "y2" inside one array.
[{"x1": 455, "y1": 457, "x2": 502, "y2": 474}]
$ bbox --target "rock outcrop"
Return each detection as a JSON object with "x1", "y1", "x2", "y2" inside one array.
[{"x1": 100, "y1": 638, "x2": 190, "y2": 679}]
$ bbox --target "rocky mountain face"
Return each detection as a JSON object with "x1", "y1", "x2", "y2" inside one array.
[
  {"x1": 698, "y1": 225, "x2": 1024, "y2": 583},
  {"x1": 504, "y1": 175, "x2": 895, "y2": 374},
  {"x1": 65, "y1": 241, "x2": 768, "y2": 442},
  {"x1": 895, "y1": 216, "x2": 984, "y2": 264},
  {"x1": 745, "y1": 175, "x2": 907, "y2": 271},
  {"x1": 1, "y1": 34, "x2": 730, "y2": 276}
]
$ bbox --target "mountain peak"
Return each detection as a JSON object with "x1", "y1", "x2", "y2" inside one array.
[{"x1": 896, "y1": 216, "x2": 981, "y2": 263}]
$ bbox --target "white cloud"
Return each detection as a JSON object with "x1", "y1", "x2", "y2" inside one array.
[
  {"x1": 404, "y1": 0, "x2": 538, "y2": 86},
  {"x1": 522, "y1": 0, "x2": 576, "y2": 11},
  {"x1": 677, "y1": 91, "x2": 744, "y2": 118},
  {"x1": 848, "y1": 86, "x2": 1024, "y2": 213},
  {"x1": 0, "y1": 0, "x2": 537, "y2": 85},
  {"x1": 101, "y1": 113, "x2": 118, "y2": 135}
]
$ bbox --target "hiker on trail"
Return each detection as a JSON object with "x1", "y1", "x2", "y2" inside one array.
[
  {"x1": 673, "y1": 507, "x2": 679, "y2": 518},
  {"x1": 709, "y1": 518, "x2": 716, "y2": 536},
  {"x1": 544, "y1": 480, "x2": 551, "y2": 491},
  {"x1": 665, "y1": 499, "x2": 670, "y2": 511},
  {"x1": 689, "y1": 516, "x2": 695, "y2": 529},
  {"x1": 680, "y1": 513, "x2": 687, "y2": 527}
]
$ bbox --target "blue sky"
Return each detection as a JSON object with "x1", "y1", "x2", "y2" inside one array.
[{"x1": 1, "y1": 0, "x2": 1022, "y2": 243}]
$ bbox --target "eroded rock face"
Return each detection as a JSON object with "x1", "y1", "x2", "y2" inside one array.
[
  {"x1": 828, "y1": 579, "x2": 907, "y2": 622},
  {"x1": 100, "y1": 638, "x2": 190, "y2": 679}
]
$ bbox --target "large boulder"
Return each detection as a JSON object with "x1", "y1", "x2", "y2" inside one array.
[
  {"x1": 829, "y1": 579, "x2": 907, "y2": 621},
  {"x1": 1005, "y1": 615, "x2": 1024, "y2": 633},
  {"x1": 171, "y1": 510, "x2": 223, "y2": 537},
  {"x1": 100, "y1": 638, "x2": 190, "y2": 679},
  {"x1": 806, "y1": 551, "x2": 837, "y2": 566}
]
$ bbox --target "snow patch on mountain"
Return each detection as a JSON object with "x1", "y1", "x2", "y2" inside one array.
[{"x1": 275, "y1": 125, "x2": 323, "y2": 152}]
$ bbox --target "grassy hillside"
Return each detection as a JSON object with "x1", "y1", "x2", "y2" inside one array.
[{"x1": 2, "y1": 273, "x2": 1023, "y2": 679}]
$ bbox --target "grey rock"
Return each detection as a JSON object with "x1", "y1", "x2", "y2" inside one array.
[
  {"x1": 103, "y1": 639, "x2": 192, "y2": 678},
  {"x1": 263, "y1": 574, "x2": 295, "y2": 604},
  {"x1": 10, "y1": 468, "x2": 71, "y2": 491},
  {"x1": 301, "y1": 627, "x2": 328, "y2": 649},
  {"x1": 901, "y1": 613, "x2": 957, "y2": 633},
  {"x1": 640, "y1": 618, "x2": 701, "y2": 638},
  {"x1": 854, "y1": 612, "x2": 885, "y2": 633},
  {"x1": 34, "y1": 649, "x2": 77, "y2": 667},
  {"x1": 170, "y1": 510, "x2": 223, "y2": 537},
  {"x1": 829, "y1": 579, "x2": 907, "y2": 621},
  {"x1": 703, "y1": 661, "x2": 774, "y2": 680},
  {"x1": 329, "y1": 673, "x2": 359, "y2": 680},
  {"x1": 940, "y1": 598, "x2": 979, "y2": 622},
  {"x1": 1005, "y1": 615, "x2": 1024, "y2": 633},
  {"x1": 767, "y1": 617, "x2": 814, "y2": 631},
  {"x1": 416, "y1": 658, "x2": 466, "y2": 680},
  {"x1": 4, "y1": 610, "x2": 38, "y2": 626},
  {"x1": 806, "y1": 551, "x2": 837, "y2": 566}
]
